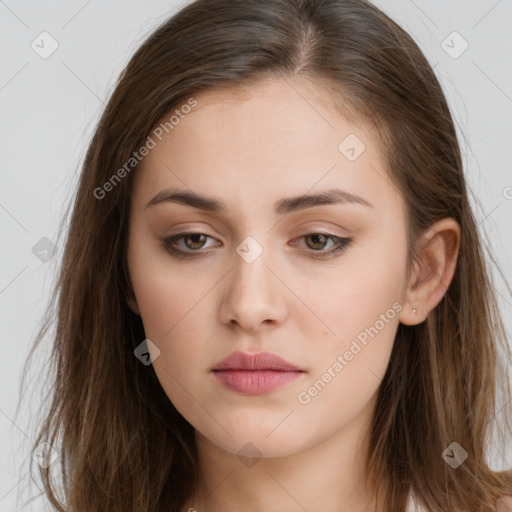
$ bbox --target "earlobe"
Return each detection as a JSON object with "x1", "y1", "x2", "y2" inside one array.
[
  {"x1": 126, "y1": 292, "x2": 141, "y2": 316},
  {"x1": 124, "y1": 265, "x2": 141, "y2": 315},
  {"x1": 399, "y1": 255, "x2": 424, "y2": 326},
  {"x1": 399, "y1": 218, "x2": 461, "y2": 326}
]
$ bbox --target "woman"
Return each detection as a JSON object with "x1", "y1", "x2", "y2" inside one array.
[{"x1": 23, "y1": 0, "x2": 512, "y2": 510}]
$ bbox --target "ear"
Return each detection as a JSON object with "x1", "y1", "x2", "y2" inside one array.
[
  {"x1": 399, "y1": 218, "x2": 460, "y2": 326},
  {"x1": 127, "y1": 293, "x2": 141, "y2": 315},
  {"x1": 125, "y1": 282, "x2": 141, "y2": 315},
  {"x1": 123, "y1": 264, "x2": 141, "y2": 315}
]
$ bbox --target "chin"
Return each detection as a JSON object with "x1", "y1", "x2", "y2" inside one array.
[{"x1": 196, "y1": 423, "x2": 307, "y2": 459}]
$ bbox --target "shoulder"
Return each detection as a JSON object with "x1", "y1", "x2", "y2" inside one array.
[
  {"x1": 497, "y1": 495, "x2": 512, "y2": 512},
  {"x1": 498, "y1": 468, "x2": 512, "y2": 510},
  {"x1": 406, "y1": 491, "x2": 427, "y2": 512},
  {"x1": 408, "y1": 490, "x2": 512, "y2": 511}
]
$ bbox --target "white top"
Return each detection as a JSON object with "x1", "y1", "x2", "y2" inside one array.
[
  {"x1": 407, "y1": 492, "x2": 512, "y2": 511},
  {"x1": 406, "y1": 492, "x2": 427, "y2": 511}
]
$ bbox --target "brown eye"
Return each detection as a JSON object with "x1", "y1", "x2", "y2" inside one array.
[
  {"x1": 294, "y1": 233, "x2": 353, "y2": 260},
  {"x1": 161, "y1": 231, "x2": 352, "y2": 261},
  {"x1": 161, "y1": 232, "x2": 218, "y2": 258},
  {"x1": 304, "y1": 233, "x2": 330, "y2": 251},
  {"x1": 182, "y1": 233, "x2": 208, "y2": 250}
]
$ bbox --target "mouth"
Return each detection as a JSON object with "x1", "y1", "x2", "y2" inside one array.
[{"x1": 212, "y1": 351, "x2": 305, "y2": 395}]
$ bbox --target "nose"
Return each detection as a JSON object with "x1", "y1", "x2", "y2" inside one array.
[{"x1": 218, "y1": 238, "x2": 287, "y2": 333}]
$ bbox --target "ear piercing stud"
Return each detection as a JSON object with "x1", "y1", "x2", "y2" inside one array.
[{"x1": 412, "y1": 307, "x2": 417, "y2": 314}]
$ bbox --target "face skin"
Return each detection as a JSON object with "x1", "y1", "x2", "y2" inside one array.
[{"x1": 126, "y1": 76, "x2": 460, "y2": 512}]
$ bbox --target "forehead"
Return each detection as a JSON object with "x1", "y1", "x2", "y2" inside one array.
[
  {"x1": 132, "y1": 77, "x2": 399, "y2": 215},
  {"x1": 164, "y1": 77, "x2": 368, "y2": 149}
]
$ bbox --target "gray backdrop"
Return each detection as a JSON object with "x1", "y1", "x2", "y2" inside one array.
[{"x1": 0, "y1": 0, "x2": 511, "y2": 509}]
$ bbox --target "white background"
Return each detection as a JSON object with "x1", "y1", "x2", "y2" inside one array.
[{"x1": 0, "y1": 0, "x2": 511, "y2": 509}]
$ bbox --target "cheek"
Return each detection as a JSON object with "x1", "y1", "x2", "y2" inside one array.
[
  {"x1": 295, "y1": 288, "x2": 400, "y2": 431},
  {"x1": 297, "y1": 235, "x2": 406, "y2": 392},
  {"x1": 298, "y1": 248, "x2": 406, "y2": 347},
  {"x1": 130, "y1": 266, "x2": 213, "y2": 410},
  {"x1": 128, "y1": 233, "x2": 217, "y2": 340},
  {"x1": 127, "y1": 242, "x2": 217, "y2": 377}
]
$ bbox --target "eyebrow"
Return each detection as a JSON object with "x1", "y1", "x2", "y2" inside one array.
[{"x1": 144, "y1": 187, "x2": 373, "y2": 215}]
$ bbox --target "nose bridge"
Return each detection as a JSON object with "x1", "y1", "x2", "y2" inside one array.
[
  {"x1": 220, "y1": 233, "x2": 286, "y2": 330},
  {"x1": 232, "y1": 234, "x2": 272, "y2": 298}
]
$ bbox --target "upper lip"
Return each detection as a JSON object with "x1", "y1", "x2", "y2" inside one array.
[{"x1": 212, "y1": 351, "x2": 304, "y2": 372}]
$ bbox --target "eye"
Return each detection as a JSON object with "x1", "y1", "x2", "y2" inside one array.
[
  {"x1": 161, "y1": 231, "x2": 353, "y2": 260},
  {"x1": 162, "y1": 232, "x2": 218, "y2": 258},
  {"x1": 292, "y1": 233, "x2": 353, "y2": 259}
]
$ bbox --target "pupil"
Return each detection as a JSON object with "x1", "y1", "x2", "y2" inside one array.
[
  {"x1": 308, "y1": 234, "x2": 326, "y2": 250},
  {"x1": 187, "y1": 234, "x2": 204, "y2": 249}
]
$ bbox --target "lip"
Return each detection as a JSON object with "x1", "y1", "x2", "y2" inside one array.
[
  {"x1": 213, "y1": 351, "x2": 303, "y2": 372},
  {"x1": 212, "y1": 351, "x2": 305, "y2": 395}
]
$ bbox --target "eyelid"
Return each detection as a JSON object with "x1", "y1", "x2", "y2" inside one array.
[
  {"x1": 163, "y1": 231, "x2": 219, "y2": 251},
  {"x1": 290, "y1": 232, "x2": 352, "y2": 258},
  {"x1": 161, "y1": 227, "x2": 345, "y2": 246}
]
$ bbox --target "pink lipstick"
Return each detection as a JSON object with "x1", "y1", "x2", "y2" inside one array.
[{"x1": 212, "y1": 351, "x2": 305, "y2": 395}]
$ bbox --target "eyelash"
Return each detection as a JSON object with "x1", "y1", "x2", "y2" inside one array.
[{"x1": 161, "y1": 232, "x2": 353, "y2": 260}]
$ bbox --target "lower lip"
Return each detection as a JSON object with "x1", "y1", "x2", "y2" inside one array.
[{"x1": 212, "y1": 370, "x2": 303, "y2": 395}]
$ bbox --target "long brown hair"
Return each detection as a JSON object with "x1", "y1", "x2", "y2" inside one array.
[{"x1": 19, "y1": 0, "x2": 512, "y2": 510}]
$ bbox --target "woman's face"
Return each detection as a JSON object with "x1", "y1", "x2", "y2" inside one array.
[{"x1": 127, "y1": 77, "x2": 412, "y2": 458}]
